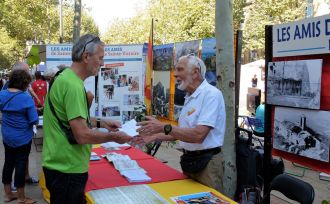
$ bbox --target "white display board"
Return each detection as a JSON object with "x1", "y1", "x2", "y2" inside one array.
[
  {"x1": 273, "y1": 14, "x2": 330, "y2": 57},
  {"x1": 98, "y1": 45, "x2": 144, "y2": 123},
  {"x1": 46, "y1": 44, "x2": 97, "y2": 116}
]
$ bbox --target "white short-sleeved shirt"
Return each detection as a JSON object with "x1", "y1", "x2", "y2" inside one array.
[{"x1": 179, "y1": 80, "x2": 226, "y2": 151}]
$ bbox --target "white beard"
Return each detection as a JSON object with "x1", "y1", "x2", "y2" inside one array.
[{"x1": 177, "y1": 75, "x2": 193, "y2": 91}]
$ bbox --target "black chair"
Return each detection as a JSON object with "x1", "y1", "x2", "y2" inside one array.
[{"x1": 265, "y1": 174, "x2": 315, "y2": 204}]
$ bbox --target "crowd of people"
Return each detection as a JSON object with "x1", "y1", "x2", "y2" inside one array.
[{"x1": 1, "y1": 34, "x2": 227, "y2": 203}]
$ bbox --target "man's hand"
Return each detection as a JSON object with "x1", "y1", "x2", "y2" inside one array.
[
  {"x1": 132, "y1": 135, "x2": 157, "y2": 146},
  {"x1": 102, "y1": 119, "x2": 121, "y2": 131},
  {"x1": 137, "y1": 116, "x2": 164, "y2": 135},
  {"x1": 114, "y1": 131, "x2": 132, "y2": 144}
]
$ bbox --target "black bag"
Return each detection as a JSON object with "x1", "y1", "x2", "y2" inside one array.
[
  {"x1": 235, "y1": 128, "x2": 263, "y2": 199},
  {"x1": 180, "y1": 152, "x2": 213, "y2": 174}
]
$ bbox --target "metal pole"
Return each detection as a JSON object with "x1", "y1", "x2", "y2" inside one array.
[{"x1": 59, "y1": 0, "x2": 63, "y2": 43}]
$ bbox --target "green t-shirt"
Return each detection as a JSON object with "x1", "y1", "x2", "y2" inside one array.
[{"x1": 42, "y1": 68, "x2": 92, "y2": 173}]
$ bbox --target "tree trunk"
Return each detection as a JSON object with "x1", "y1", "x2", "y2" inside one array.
[
  {"x1": 215, "y1": 0, "x2": 236, "y2": 198},
  {"x1": 73, "y1": 0, "x2": 81, "y2": 42}
]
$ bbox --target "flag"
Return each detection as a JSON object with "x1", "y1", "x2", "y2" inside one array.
[{"x1": 144, "y1": 19, "x2": 153, "y2": 115}]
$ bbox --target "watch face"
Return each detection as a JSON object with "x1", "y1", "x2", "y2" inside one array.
[{"x1": 164, "y1": 124, "x2": 172, "y2": 134}]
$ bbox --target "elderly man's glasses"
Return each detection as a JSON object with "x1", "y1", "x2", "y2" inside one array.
[{"x1": 82, "y1": 36, "x2": 100, "y2": 54}]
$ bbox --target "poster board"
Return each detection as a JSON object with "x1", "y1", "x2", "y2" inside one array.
[
  {"x1": 267, "y1": 16, "x2": 330, "y2": 173},
  {"x1": 98, "y1": 45, "x2": 144, "y2": 123}
]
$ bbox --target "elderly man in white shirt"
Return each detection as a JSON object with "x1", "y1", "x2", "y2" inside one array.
[{"x1": 136, "y1": 54, "x2": 226, "y2": 192}]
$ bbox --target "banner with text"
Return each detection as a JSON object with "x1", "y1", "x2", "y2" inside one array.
[{"x1": 273, "y1": 14, "x2": 330, "y2": 57}]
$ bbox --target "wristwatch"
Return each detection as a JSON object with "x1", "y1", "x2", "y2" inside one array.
[
  {"x1": 96, "y1": 118, "x2": 101, "y2": 128},
  {"x1": 164, "y1": 124, "x2": 172, "y2": 135}
]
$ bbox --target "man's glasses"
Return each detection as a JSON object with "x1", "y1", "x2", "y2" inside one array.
[
  {"x1": 82, "y1": 36, "x2": 100, "y2": 54},
  {"x1": 187, "y1": 53, "x2": 201, "y2": 72}
]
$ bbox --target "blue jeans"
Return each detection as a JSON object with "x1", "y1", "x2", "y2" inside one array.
[
  {"x1": 2, "y1": 141, "x2": 31, "y2": 188},
  {"x1": 43, "y1": 167, "x2": 88, "y2": 204}
]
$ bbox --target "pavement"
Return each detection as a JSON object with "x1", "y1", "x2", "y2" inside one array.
[{"x1": 0, "y1": 131, "x2": 329, "y2": 204}]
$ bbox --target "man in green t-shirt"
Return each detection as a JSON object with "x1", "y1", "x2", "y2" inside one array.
[{"x1": 42, "y1": 34, "x2": 132, "y2": 204}]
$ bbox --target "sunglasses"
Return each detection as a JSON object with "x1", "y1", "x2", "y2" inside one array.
[
  {"x1": 187, "y1": 53, "x2": 201, "y2": 72},
  {"x1": 82, "y1": 36, "x2": 100, "y2": 54}
]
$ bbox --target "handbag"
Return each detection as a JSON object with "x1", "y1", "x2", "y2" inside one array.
[{"x1": 180, "y1": 152, "x2": 214, "y2": 174}]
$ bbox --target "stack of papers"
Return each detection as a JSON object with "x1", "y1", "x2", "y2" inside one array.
[
  {"x1": 105, "y1": 152, "x2": 151, "y2": 183},
  {"x1": 90, "y1": 152, "x2": 101, "y2": 161},
  {"x1": 118, "y1": 119, "x2": 140, "y2": 137}
]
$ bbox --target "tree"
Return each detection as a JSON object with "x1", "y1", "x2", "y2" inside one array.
[
  {"x1": 0, "y1": 28, "x2": 20, "y2": 69},
  {"x1": 216, "y1": 0, "x2": 236, "y2": 198},
  {"x1": 103, "y1": 0, "x2": 216, "y2": 45},
  {"x1": 243, "y1": 0, "x2": 306, "y2": 52},
  {"x1": 0, "y1": 0, "x2": 99, "y2": 70}
]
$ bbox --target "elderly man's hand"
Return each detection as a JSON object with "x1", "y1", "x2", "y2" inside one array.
[
  {"x1": 132, "y1": 135, "x2": 157, "y2": 146},
  {"x1": 114, "y1": 131, "x2": 132, "y2": 144},
  {"x1": 137, "y1": 116, "x2": 164, "y2": 135},
  {"x1": 102, "y1": 119, "x2": 121, "y2": 131}
]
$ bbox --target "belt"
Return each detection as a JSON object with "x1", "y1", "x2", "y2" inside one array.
[{"x1": 183, "y1": 147, "x2": 221, "y2": 156}]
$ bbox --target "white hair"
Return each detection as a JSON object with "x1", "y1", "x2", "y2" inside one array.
[
  {"x1": 44, "y1": 67, "x2": 59, "y2": 77},
  {"x1": 178, "y1": 54, "x2": 206, "y2": 79}
]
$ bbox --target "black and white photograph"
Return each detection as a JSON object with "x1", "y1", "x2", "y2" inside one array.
[
  {"x1": 174, "y1": 105, "x2": 183, "y2": 121},
  {"x1": 101, "y1": 105, "x2": 120, "y2": 117},
  {"x1": 153, "y1": 44, "x2": 174, "y2": 71},
  {"x1": 174, "y1": 40, "x2": 200, "y2": 63},
  {"x1": 274, "y1": 107, "x2": 330, "y2": 162},
  {"x1": 267, "y1": 59, "x2": 322, "y2": 109},
  {"x1": 103, "y1": 85, "x2": 114, "y2": 100},
  {"x1": 152, "y1": 71, "x2": 170, "y2": 118},
  {"x1": 122, "y1": 111, "x2": 139, "y2": 124},
  {"x1": 123, "y1": 94, "x2": 140, "y2": 105}
]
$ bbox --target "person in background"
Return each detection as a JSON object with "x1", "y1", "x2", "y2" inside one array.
[
  {"x1": 0, "y1": 69, "x2": 39, "y2": 204},
  {"x1": 42, "y1": 34, "x2": 132, "y2": 204},
  {"x1": 43, "y1": 66, "x2": 59, "y2": 91},
  {"x1": 135, "y1": 54, "x2": 226, "y2": 192},
  {"x1": 1, "y1": 62, "x2": 40, "y2": 191},
  {"x1": 251, "y1": 74, "x2": 258, "y2": 87},
  {"x1": 31, "y1": 71, "x2": 47, "y2": 113}
]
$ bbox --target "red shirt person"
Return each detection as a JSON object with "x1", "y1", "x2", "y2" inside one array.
[{"x1": 31, "y1": 71, "x2": 47, "y2": 107}]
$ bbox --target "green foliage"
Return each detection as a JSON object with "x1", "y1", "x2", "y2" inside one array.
[
  {"x1": 0, "y1": 28, "x2": 21, "y2": 69},
  {"x1": 0, "y1": 0, "x2": 99, "y2": 70},
  {"x1": 103, "y1": 0, "x2": 216, "y2": 45},
  {"x1": 243, "y1": 0, "x2": 306, "y2": 51},
  {"x1": 233, "y1": 0, "x2": 247, "y2": 31}
]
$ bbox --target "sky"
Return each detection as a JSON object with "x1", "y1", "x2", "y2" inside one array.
[{"x1": 82, "y1": 0, "x2": 147, "y2": 34}]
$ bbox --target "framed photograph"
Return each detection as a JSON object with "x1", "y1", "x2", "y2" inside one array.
[
  {"x1": 274, "y1": 107, "x2": 330, "y2": 162},
  {"x1": 267, "y1": 59, "x2": 322, "y2": 109},
  {"x1": 153, "y1": 71, "x2": 170, "y2": 119},
  {"x1": 153, "y1": 44, "x2": 174, "y2": 71}
]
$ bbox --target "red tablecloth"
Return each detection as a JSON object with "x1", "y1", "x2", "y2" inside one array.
[{"x1": 85, "y1": 147, "x2": 187, "y2": 192}]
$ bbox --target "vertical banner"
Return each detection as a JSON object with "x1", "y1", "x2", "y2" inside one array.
[
  {"x1": 152, "y1": 44, "x2": 174, "y2": 119},
  {"x1": 172, "y1": 40, "x2": 201, "y2": 121},
  {"x1": 201, "y1": 38, "x2": 216, "y2": 86},
  {"x1": 145, "y1": 20, "x2": 153, "y2": 115},
  {"x1": 99, "y1": 45, "x2": 144, "y2": 123}
]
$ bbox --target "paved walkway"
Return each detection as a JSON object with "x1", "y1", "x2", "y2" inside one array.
[{"x1": 0, "y1": 133, "x2": 329, "y2": 203}]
